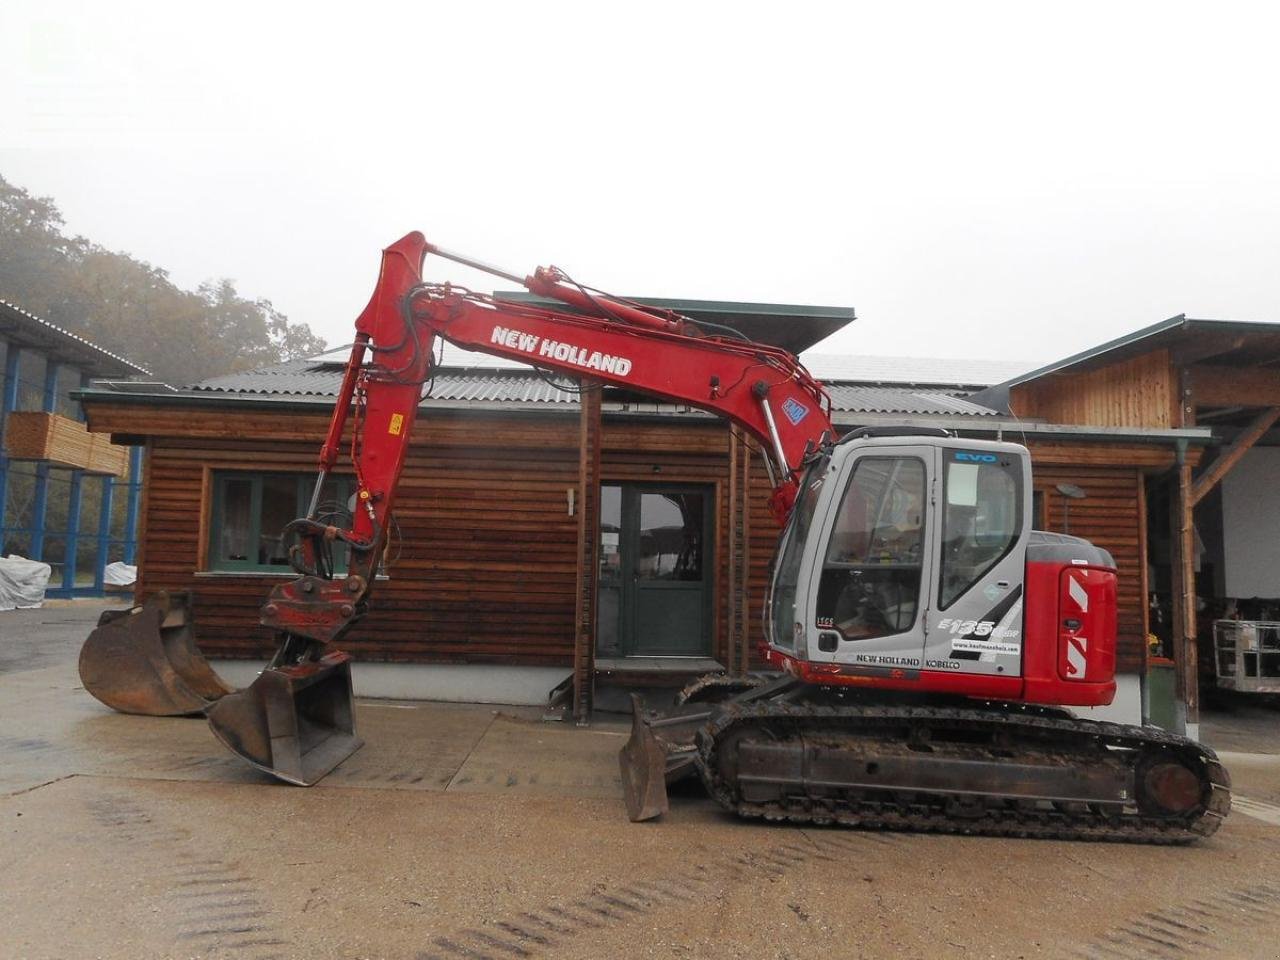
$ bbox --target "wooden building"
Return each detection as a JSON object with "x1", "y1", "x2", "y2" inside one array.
[
  {"x1": 80, "y1": 308, "x2": 1260, "y2": 727},
  {"x1": 976, "y1": 315, "x2": 1280, "y2": 737}
]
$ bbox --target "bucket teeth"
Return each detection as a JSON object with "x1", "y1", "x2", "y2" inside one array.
[
  {"x1": 206, "y1": 649, "x2": 362, "y2": 786},
  {"x1": 78, "y1": 591, "x2": 234, "y2": 716}
]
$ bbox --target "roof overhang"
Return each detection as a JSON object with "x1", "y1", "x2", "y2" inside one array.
[
  {"x1": 494, "y1": 291, "x2": 855, "y2": 356},
  {"x1": 0, "y1": 301, "x2": 150, "y2": 378},
  {"x1": 990, "y1": 315, "x2": 1280, "y2": 391}
]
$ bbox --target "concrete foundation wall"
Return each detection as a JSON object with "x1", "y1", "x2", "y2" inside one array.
[{"x1": 210, "y1": 661, "x2": 571, "y2": 707}]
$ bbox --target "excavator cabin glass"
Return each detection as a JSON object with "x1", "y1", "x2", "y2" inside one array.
[
  {"x1": 769, "y1": 457, "x2": 828, "y2": 651},
  {"x1": 938, "y1": 454, "x2": 1021, "y2": 609},
  {"x1": 817, "y1": 456, "x2": 926, "y2": 641}
]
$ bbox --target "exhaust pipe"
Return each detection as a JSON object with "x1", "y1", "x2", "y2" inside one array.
[{"x1": 79, "y1": 592, "x2": 235, "y2": 716}]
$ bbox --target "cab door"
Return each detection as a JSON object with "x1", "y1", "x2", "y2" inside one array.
[
  {"x1": 805, "y1": 446, "x2": 937, "y2": 673},
  {"x1": 922, "y1": 447, "x2": 1030, "y2": 677}
]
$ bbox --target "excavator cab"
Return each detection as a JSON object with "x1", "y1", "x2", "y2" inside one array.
[
  {"x1": 763, "y1": 432, "x2": 1032, "y2": 680},
  {"x1": 621, "y1": 432, "x2": 1036, "y2": 819}
]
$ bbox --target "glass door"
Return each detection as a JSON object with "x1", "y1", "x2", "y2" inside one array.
[{"x1": 597, "y1": 484, "x2": 713, "y2": 658}]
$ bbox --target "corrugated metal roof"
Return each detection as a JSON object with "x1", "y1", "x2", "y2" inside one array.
[
  {"x1": 186, "y1": 356, "x2": 999, "y2": 416},
  {"x1": 0, "y1": 300, "x2": 151, "y2": 377},
  {"x1": 825, "y1": 384, "x2": 1001, "y2": 416}
]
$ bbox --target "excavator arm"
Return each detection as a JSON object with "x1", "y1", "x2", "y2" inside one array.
[
  {"x1": 157, "y1": 232, "x2": 833, "y2": 784},
  {"x1": 262, "y1": 232, "x2": 835, "y2": 652}
]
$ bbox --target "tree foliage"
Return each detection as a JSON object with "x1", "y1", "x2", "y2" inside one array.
[{"x1": 0, "y1": 174, "x2": 326, "y2": 386}]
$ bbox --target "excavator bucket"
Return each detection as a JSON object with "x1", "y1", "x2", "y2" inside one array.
[
  {"x1": 79, "y1": 592, "x2": 235, "y2": 716},
  {"x1": 205, "y1": 650, "x2": 362, "y2": 786},
  {"x1": 619, "y1": 694, "x2": 709, "y2": 821}
]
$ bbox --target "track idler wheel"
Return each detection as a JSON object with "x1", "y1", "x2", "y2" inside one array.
[
  {"x1": 78, "y1": 592, "x2": 235, "y2": 716},
  {"x1": 1136, "y1": 753, "x2": 1207, "y2": 817},
  {"x1": 205, "y1": 646, "x2": 362, "y2": 786}
]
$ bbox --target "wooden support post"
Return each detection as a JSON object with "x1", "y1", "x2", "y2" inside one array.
[
  {"x1": 726, "y1": 426, "x2": 739, "y2": 676},
  {"x1": 726, "y1": 426, "x2": 752, "y2": 676},
  {"x1": 1136, "y1": 470, "x2": 1149, "y2": 663},
  {"x1": 1190, "y1": 407, "x2": 1280, "y2": 506},
  {"x1": 571, "y1": 382, "x2": 602, "y2": 724},
  {"x1": 738, "y1": 433, "x2": 752, "y2": 673},
  {"x1": 1169, "y1": 449, "x2": 1198, "y2": 736}
]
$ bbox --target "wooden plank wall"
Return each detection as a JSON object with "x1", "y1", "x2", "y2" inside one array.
[
  {"x1": 124, "y1": 405, "x2": 746, "y2": 666},
  {"x1": 98, "y1": 399, "x2": 1162, "y2": 679},
  {"x1": 1010, "y1": 350, "x2": 1176, "y2": 428},
  {"x1": 1032, "y1": 464, "x2": 1147, "y2": 673}
]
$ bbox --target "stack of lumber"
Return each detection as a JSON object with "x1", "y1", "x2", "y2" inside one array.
[{"x1": 3, "y1": 411, "x2": 128, "y2": 477}]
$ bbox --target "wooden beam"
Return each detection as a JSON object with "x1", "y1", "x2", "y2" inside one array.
[
  {"x1": 1190, "y1": 365, "x2": 1280, "y2": 408},
  {"x1": 572, "y1": 381, "x2": 602, "y2": 723},
  {"x1": 1190, "y1": 406, "x2": 1280, "y2": 506},
  {"x1": 1136, "y1": 470, "x2": 1149, "y2": 673},
  {"x1": 1170, "y1": 334, "x2": 1245, "y2": 367},
  {"x1": 1169, "y1": 456, "x2": 1198, "y2": 731},
  {"x1": 726, "y1": 426, "x2": 739, "y2": 676}
]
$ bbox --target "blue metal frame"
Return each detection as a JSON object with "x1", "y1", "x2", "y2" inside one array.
[
  {"x1": 0, "y1": 356, "x2": 142, "y2": 599},
  {"x1": 0, "y1": 343, "x2": 20, "y2": 550}
]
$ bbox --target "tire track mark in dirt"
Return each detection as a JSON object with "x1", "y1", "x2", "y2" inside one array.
[
  {"x1": 88, "y1": 794, "x2": 292, "y2": 959},
  {"x1": 1066, "y1": 879, "x2": 1280, "y2": 960},
  {"x1": 410, "y1": 830, "x2": 907, "y2": 959}
]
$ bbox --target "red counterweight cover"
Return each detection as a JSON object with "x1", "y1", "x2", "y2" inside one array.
[
  {"x1": 1057, "y1": 565, "x2": 1117, "y2": 683},
  {"x1": 1022, "y1": 531, "x2": 1118, "y2": 706}
]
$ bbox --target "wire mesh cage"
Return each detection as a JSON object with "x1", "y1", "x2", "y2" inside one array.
[{"x1": 1213, "y1": 620, "x2": 1280, "y2": 694}]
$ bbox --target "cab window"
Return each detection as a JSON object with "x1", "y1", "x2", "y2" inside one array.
[
  {"x1": 816, "y1": 457, "x2": 925, "y2": 640},
  {"x1": 939, "y1": 454, "x2": 1020, "y2": 608}
]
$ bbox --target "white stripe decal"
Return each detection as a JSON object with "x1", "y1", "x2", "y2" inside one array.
[
  {"x1": 1067, "y1": 574, "x2": 1090, "y2": 613},
  {"x1": 1065, "y1": 635, "x2": 1088, "y2": 677}
]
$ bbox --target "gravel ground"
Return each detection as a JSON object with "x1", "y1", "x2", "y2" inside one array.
[{"x1": 2, "y1": 600, "x2": 1279, "y2": 960}]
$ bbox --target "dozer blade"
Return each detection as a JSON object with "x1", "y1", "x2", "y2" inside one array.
[
  {"x1": 205, "y1": 650, "x2": 363, "y2": 786},
  {"x1": 619, "y1": 694, "x2": 709, "y2": 822},
  {"x1": 79, "y1": 591, "x2": 235, "y2": 716}
]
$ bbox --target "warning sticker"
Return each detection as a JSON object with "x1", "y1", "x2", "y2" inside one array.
[{"x1": 388, "y1": 413, "x2": 404, "y2": 436}]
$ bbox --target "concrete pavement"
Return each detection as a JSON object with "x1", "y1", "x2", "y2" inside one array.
[{"x1": 2, "y1": 601, "x2": 1280, "y2": 960}]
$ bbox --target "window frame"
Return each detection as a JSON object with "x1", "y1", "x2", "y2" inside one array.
[
  {"x1": 816, "y1": 454, "x2": 928, "y2": 641},
  {"x1": 206, "y1": 471, "x2": 353, "y2": 574},
  {"x1": 937, "y1": 452, "x2": 1023, "y2": 611}
]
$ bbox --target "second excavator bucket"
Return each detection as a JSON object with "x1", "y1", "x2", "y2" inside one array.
[
  {"x1": 205, "y1": 650, "x2": 362, "y2": 786},
  {"x1": 619, "y1": 694, "x2": 709, "y2": 822},
  {"x1": 79, "y1": 592, "x2": 235, "y2": 716}
]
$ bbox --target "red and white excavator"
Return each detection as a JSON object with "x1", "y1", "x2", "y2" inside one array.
[{"x1": 80, "y1": 233, "x2": 1230, "y2": 842}]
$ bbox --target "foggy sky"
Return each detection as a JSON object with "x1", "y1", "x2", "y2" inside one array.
[{"x1": 3, "y1": 1, "x2": 1278, "y2": 366}]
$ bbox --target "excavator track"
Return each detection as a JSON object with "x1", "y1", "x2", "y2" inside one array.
[{"x1": 694, "y1": 701, "x2": 1231, "y2": 844}]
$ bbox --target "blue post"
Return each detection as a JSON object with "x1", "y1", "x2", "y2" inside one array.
[
  {"x1": 95, "y1": 475, "x2": 113, "y2": 593},
  {"x1": 0, "y1": 344, "x2": 20, "y2": 553},
  {"x1": 62, "y1": 469, "x2": 83, "y2": 593},
  {"x1": 29, "y1": 362, "x2": 59, "y2": 561},
  {"x1": 123, "y1": 445, "x2": 143, "y2": 565}
]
